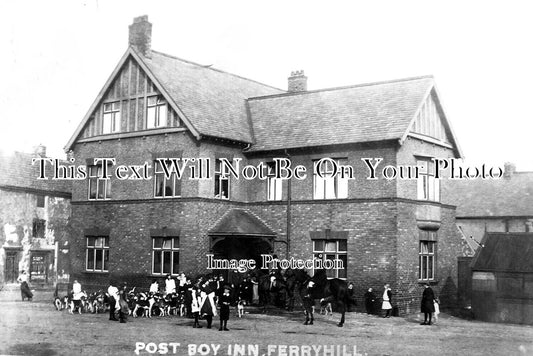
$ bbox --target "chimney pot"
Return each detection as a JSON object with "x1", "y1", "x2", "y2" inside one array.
[
  {"x1": 129, "y1": 15, "x2": 152, "y2": 58},
  {"x1": 288, "y1": 70, "x2": 307, "y2": 92},
  {"x1": 503, "y1": 162, "x2": 515, "y2": 178},
  {"x1": 34, "y1": 144, "x2": 46, "y2": 158}
]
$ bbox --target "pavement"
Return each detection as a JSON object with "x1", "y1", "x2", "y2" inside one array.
[{"x1": 1, "y1": 288, "x2": 533, "y2": 356}]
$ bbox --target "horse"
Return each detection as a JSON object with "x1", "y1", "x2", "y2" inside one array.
[
  {"x1": 250, "y1": 269, "x2": 295, "y2": 311},
  {"x1": 293, "y1": 269, "x2": 350, "y2": 327}
]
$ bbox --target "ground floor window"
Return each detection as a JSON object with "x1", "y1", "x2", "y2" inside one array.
[
  {"x1": 419, "y1": 240, "x2": 436, "y2": 281},
  {"x1": 86, "y1": 236, "x2": 109, "y2": 272},
  {"x1": 152, "y1": 237, "x2": 180, "y2": 275},
  {"x1": 313, "y1": 239, "x2": 347, "y2": 279}
]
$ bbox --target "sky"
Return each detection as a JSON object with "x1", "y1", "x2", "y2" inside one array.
[{"x1": 1, "y1": 0, "x2": 532, "y2": 170}]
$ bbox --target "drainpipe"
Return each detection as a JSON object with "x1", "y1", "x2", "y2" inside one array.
[{"x1": 284, "y1": 150, "x2": 291, "y2": 257}]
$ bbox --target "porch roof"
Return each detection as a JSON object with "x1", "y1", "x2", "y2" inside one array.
[{"x1": 208, "y1": 209, "x2": 276, "y2": 237}]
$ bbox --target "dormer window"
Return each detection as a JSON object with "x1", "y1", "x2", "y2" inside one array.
[
  {"x1": 102, "y1": 102, "x2": 121, "y2": 134},
  {"x1": 147, "y1": 96, "x2": 168, "y2": 129}
]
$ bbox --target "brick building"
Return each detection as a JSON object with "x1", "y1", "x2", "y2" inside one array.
[
  {"x1": 0, "y1": 147, "x2": 71, "y2": 287},
  {"x1": 444, "y1": 163, "x2": 533, "y2": 253},
  {"x1": 65, "y1": 16, "x2": 469, "y2": 314}
]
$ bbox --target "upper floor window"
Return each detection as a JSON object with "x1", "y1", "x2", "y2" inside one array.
[
  {"x1": 88, "y1": 163, "x2": 111, "y2": 200},
  {"x1": 267, "y1": 162, "x2": 282, "y2": 201},
  {"x1": 313, "y1": 158, "x2": 348, "y2": 199},
  {"x1": 152, "y1": 237, "x2": 180, "y2": 275},
  {"x1": 86, "y1": 236, "x2": 109, "y2": 272},
  {"x1": 36, "y1": 195, "x2": 45, "y2": 208},
  {"x1": 417, "y1": 159, "x2": 440, "y2": 202},
  {"x1": 313, "y1": 239, "x2": 347, "y2": 279},
  {"x1": 103, "y1": 102, "x2": 121, "y2": 134},
  {"x1": 147, "y1": 96, "x2": 168, "y2": 129},
  {"x1": 154, "y1": 160, "x2": 181, "y2": 198},
  {"x1": 32, "y1": 219, "x2": 46, "y2": 238},
  {"x1": 214, "y1": 158, "x2": 230, "y2": 199}
]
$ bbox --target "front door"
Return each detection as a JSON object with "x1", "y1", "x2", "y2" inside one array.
[{"x1": 5, "y1": 252, "x2": 18, "y2": 283}]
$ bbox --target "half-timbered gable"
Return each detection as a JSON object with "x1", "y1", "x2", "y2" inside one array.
[{"x1": 79, "y1": 56, "x2": 181, "y2": 140}]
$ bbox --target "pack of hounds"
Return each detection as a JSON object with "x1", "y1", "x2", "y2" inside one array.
[{"x1": 53, "y1": 285, "x2": 248, "y2": 318}]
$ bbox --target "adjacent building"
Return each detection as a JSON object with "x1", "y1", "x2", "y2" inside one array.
[
  {"x1": 65, "y1": 16, "x2": 470, "y2": 314},
  {"x1": 0, "y1": 147, "x2": 71, "y2": 287},
  {"x1": 470, "y1": 232, "x2": 533, "y2": 325}
]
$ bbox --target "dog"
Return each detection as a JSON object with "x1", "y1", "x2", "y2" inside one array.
[
  {"x1": 53, "y1": 296, "x2": 63, "y2": 311},
  {"x1": 237, "y1": 299, "x2": 245, "y2": 318},
  {"x1": 319, "y1": 299, "x2": 333, "y2": 316},
  {"x1": 132, "y1": 293, "x2": 155, "y2": 318}
]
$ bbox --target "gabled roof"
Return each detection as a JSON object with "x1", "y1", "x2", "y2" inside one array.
[
  {"x1": 143, "y1": 50, "x2": 284, "y2": 143},
  {"x1": 443, "y1": 171, "x2": 533, "y2": 217},
  {"x1": 471, "y1": 232, "x2": 533, "y2": 273},
  {"x1": 246, "y1": 76, "x2": 460, "y2": 153},
  {"x1": 67, "y1": 47, "x2": 461, "y2": 155},
  {"x1": 0, "y1": 150, "x2": 72, "y2": 196},
  {"x1": 65, "y1": 47, "x2": 284, "y2": 151},
  {"x1": 208, "y1": 209, "x2": 275, "y2": 236}
]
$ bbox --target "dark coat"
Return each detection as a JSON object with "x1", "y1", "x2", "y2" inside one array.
[
  {"x1": 219, "y1": 294, "x2": 231, "y2": 320},
  {"x1": 421, "y1": 287, "x2": 435, "y2": 313}
]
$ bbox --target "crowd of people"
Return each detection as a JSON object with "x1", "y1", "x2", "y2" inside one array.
[{"x1": 18, "y1": 269, "x2": 439, "y2": 328}]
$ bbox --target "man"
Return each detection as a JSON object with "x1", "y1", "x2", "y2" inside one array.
[
  {"x1": 108, "y1": 282, "x2": 119, "y2": 321},
  {"x1": 420, "y1": 283, "x2": 436, "y2": 325},
  {"x1": 364, "y1": 287, "x2": 376, "y2": 314}
]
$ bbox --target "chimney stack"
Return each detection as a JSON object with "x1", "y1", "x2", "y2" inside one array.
[
  {"x1": 503, "y1": 162, "x2": 516, "y2": 179},
  {"x1": 34, "y1": 144, "x2": 46, "y2": 158},
  {"x1": 129, "y1": 15, "x2": 152, "y2": 58},
  {"x1": 288, "y1": 70, "x2": 307, "y2": 92}
]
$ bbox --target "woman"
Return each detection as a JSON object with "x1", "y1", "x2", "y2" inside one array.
[
  {"x1": 381, "y1": 283, "x2": 392, "y2": 318},
  {"x1": 17, "y1": 271, "x2": 33, "y2": 301},
  {"x1": 420, "y1": 283, "x2": 436, "y2": 325}
]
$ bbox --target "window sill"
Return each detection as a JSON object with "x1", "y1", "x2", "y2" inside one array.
[
  {"x1": 418, "y1": 280, "x2": 439, "y2": 286},
  {"x1": 83, "y1": 271, "x2": 109, "y2": 274}
]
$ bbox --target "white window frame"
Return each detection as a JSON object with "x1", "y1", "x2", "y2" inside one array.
[
  {"x1": 313, "y1": 158, "x2": 348, "y2": 199},
  {"x1": 312, "y1": 239, "x2": 347, "y2": 279},
  {"x1": 147, "y1": 96, "x2": 168, "y2": 129},
  {"x1": 214, "y1": 158, "x2": 230, "y2": 199},
  {"x1": 267, "y1": 162, "x2": 282, "y2": 201},
  {"x1": 86, "y1": 236, "x2": 109, "y2": 272},
  {"x1": 419, "y1": 240, "x2": 436, "y2": 281},
  {"x1": 417, "y1": 159, "x2": 440, "y2": 202},
  {"x1": 154, "y1": 160, "x2": 181, "y2": 198},
  {"x1": 152, "y1": 237, "x2": 180, "y2": 276},
  {"x1": 88, "y1": 164, "x2": 111, "y2": 200},
  {"x1": 103, "y1": 102, "x2": 121, "y2": 134}
]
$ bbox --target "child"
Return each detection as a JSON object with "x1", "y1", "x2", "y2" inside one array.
[{"x1": 219, "y1": 287, "x2": 231, "y2": 331}]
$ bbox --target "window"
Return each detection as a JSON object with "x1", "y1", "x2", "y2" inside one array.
[
  {"x1": 313, "y1": 158, "x2": 348, "y2": 199},
  {"x1": 214, "y1": 158, "x2": 230, "y2": 199},
  {"x1": 88, "y1": 164, "x2": 111, "y2": 200},
  {"x1": 103, "y1": 102, "x2": 121, "y2": 134},
  {"x1": 417, "y1": 159, "x2": 439, "y2": 201},
  {"x1": 152, "y1": 237, "x2": 179, "y2": 275},
  {"x1": 267, "y1": 162, "x2": 282, "y2": 201},
  {"x1": 147, "y1": 96, "x2": 168, "y2": 129},
  {"x1": 154, "y1": 160, "x2": 181, "y2": 198},
  {"x1": 36, "y1": 195, "x2": 45, "y2": 208},
  {"x1": 86, "y1": 236, "x2": 109, "y2": 272},
  {"x1": 32, "y1": 219, "x2": 46, "y2": 238},
  {"x1": 419, "y1": 240, "x2": 436, "y2": 281},
  {"x1": 313, "y1": 239, "x2": 347, "y2": 279}
]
